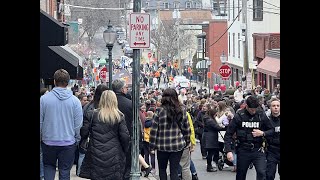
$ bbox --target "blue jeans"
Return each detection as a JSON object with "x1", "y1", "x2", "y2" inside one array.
[
  {"x1": 232, "y1": 151, "x2": 237, "y2": 166},
  {"x1": 40, "y1": 144, "x2": 44, "y2": 178},
  {"x1": 41, "y1": 142, "x2": 77, "y2": 180},
  {"x1": 76, "y1": 152, "x2": 85, "y2": 176},
  {"x1": 190, "y1": 159, "x2": 197, "y2": 174}
]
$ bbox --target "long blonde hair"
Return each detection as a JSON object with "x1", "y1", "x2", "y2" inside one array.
[{"x1": 98, "y1": 90, "x2": 123, "y2": 124}]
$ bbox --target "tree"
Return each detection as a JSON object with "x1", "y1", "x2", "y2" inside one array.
[
  {"x1": 150, "y1": 19, "x2": 195, "y2": 62},
  {"x1": 69, "y1": 0, "x2": 126, "y2": 45}
]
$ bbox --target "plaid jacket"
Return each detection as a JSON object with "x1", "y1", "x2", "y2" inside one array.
[{"x1": 149, "y1": 106, "x2": 191, "y2": 152}]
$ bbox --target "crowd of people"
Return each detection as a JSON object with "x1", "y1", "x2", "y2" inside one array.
[{"x1": 40, "y1": 68, "x2": 280, "y2": 180}]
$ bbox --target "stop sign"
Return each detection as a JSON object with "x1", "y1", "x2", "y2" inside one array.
[
  {"x1": 148, "y1": 52, "x2": 152, "y2": 58},
  {"x1": 219, "y1": 64, "x2": 232, "y2": 79},
  {"x1": 99, "y1": 67, "x2": 107, "y2": 81}
]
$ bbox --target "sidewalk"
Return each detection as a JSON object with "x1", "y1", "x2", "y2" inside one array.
[{"x1": 54, "y1": 165, "x2": 158, "y2": 180}]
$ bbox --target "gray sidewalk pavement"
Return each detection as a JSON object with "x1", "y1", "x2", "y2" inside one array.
[{"x1": 54, "y1": 165, "x2": 158, "y2": 180}]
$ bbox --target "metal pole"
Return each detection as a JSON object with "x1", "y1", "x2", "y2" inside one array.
[
  {"x1": 242, "y1": 0, "x2": 249, "y2": 88},
  {"x1": 202, "y1": 36, "x2": 205, "y2": 86},
  {"x1": 107, "y1": 44, "x2": 113, "y2": 89},
  {"x1": 208, "y1": 64, "x2": 210, "y2": 95},
  {"x1": 131, "y1": 1, "x2": 141, "y2": 180},
  {"x1": 177, "y1": 14, "x2": 181, "y2": 75}
]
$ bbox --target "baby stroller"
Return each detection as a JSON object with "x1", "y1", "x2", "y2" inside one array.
[
  {"x1": 217, "y1": 132, "x2": 235, "y2": 171},
  {"x1": 217, "y1": 132, "x2": 253, "y2": 170}
]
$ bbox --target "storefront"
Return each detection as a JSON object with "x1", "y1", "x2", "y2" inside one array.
[
  {"x1": 40, "y1": 9, "x2": 83, "y2": 88},
  {"x1": 256, "y1": 49, "x2": 280, "y2": 91}
]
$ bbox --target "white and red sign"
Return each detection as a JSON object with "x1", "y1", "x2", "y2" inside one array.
[
  {"x1": 219, "y1": 64, "x2": 232, "y2": 79},
  {"x1": 99, "y1": 67, "x2": 107, "y2": 82},
  {"x1": 129, "y1": 13, "x2": 150, "y2": 49}
]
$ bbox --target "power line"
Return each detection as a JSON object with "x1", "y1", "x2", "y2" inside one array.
[
  {"x1": 208, "y1": 9, "x2": 242, "y2": 48},
  {"x1": 65, "y1": 4, "x2": 126, "y2": 10},
  {"x1": 263, "y1": 1, "x2": 280, "y2": 9}
]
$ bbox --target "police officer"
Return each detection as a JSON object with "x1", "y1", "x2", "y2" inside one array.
[
  {"x1": 224, "y1": 95, "x2": 274, "y2": 180},
  {"x1": 266, "y1": 98, "x2": 280, "y2": 180}
]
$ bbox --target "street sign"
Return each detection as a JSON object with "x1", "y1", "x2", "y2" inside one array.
[
  {"x1": 99, "y1": 67, "x2": 107, "y2": 82},
  {"x1": 219, "y1": 64, "x2": 232, "y2": 79},
  {"x1": 148, "y1": 52, "x2": 152, "y2": 58},
  {"x1": 129, "y1": 13, "x2": 150, "y2": 49}
]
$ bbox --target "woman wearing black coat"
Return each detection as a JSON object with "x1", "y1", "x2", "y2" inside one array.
[
  {"x1": 202, "y1": 108, "x2": 226, "y2": 172},
  {"x1": 79, "y1": 90, "x2": 130, "y2": 180}
]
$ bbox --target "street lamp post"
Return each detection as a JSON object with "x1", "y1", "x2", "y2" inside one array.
[
  {"x1": 196, "y1": 32, "x2": 206, "y2": 86},
  {"x1": 103, "y1": 20, "x2": 117, "y2": 89},
  {"x1": 205, "y1": 57, "x2": 211, "y2": 95}
]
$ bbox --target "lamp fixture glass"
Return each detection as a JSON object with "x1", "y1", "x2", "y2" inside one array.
[
  {"x1": 220, "y1": 51, "x2": 227, "y2": 63},
  {"x1": 103, "y1": 20, "x2": 117, "y2": 45}
]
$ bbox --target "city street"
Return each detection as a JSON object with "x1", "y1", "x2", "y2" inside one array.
[{"x1": 54, "y1": 141, "x2": 279, "y2": 180}]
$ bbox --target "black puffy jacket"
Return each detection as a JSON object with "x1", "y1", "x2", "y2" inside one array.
[{"x1": 79, "y1": 110, "x2": 130, "y2": 180}]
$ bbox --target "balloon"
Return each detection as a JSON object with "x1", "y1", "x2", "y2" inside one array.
[
  {"x1": 235, "y1": 81, "x2": 240, "y2": 87},
  {"x1": 214, "y1": 84, "x2": 220, "y2": 91},
  {"x1": 220, "y1": 84, "x2": 226, "y2": 91}
]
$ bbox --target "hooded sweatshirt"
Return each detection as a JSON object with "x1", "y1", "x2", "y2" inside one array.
[{"x1": 40, "y1": 87, "x2": 83, "y2": 146}]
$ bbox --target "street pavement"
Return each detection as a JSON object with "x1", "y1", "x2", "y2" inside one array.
[{"x1": 53, "y1": 142, "x2": 279, "y2": 180}]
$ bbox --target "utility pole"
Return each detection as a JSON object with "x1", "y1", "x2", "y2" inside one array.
[
  {"x1": 156, "y1": 1, "x2": 161, "y2": 69},
  {"x1": 131, "y1": 2, "x2": 141, "y2": 180},
  {"x1": 242, "y1": 0, "x2": 249, "y2": 89},
  {"x1": 177, "y1": 10, "x2": 181, "y2": 75}
]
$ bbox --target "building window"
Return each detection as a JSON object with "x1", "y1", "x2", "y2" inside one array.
[
  {"x1": 197, "y1": 38, "x2": 202, "y2": 51},
  {"x1": 238, "y1": 33, "x2": 240, "y2": 58},
  {"x1": 186, "y1": 1, "x2": 192, "y2": 9},
  {"x1": 228, "y1": 32, "x2": 231, "y2": 55},
  {"x1": 173, "y1": 2, "x2": 179, "y2": 9},
  {"x1": 232, "y1": 33, "x2": 235, "y2": 57},
  {"x1": 195, "y1": 2, "x2": 202, "y2": 9},
  {"x1": 163, "y1": 2, "x2": 169, "y2": 9},
  {"x1": 232, "y1": 0, "x2": 235, "y2": 20},
  {"x1": 253, "y1": 0, "x2": 263, "y2": 20},
  {"x1": 238, "y1": 0, "x2": 240, "y2": 21},
  {"x1": 228, "y1": 0, "x2": 230, "y2": 21},
  {"x1": 220, "y1": 1, "x2": 227, "y2": 16}
]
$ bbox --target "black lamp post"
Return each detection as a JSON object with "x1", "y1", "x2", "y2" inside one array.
[
  {"x1": 103, "y1": 20, "x2": 117, "y2": 89},
  {"x1": 196, "y1": 32, "x2": 206, "y2": 86}
]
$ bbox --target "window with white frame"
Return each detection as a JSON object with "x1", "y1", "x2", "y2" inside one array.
[
  {"x1": 173, "y1": 1, "x2": 180, "y2": 9},
  {"x1": 219, "y1": 1, "x2": 227, "y2": 16},
  {"x1": 253, "y1": 0, "x2": 263, "y2": 20},
  {"x1": 228, "y1": 0, "x2": 230, "y2": 21},
  {"x1": 232, "y1": 33, "x2": 235, "y2": 57},
  {"x1": 186, "y1": 1, "x2": 192, "y2": 9},
  {"x1": 163, "y1": 2, "x2": 169, "y2": 9},
  {"x1": 232, "y1": 0, "x2": 235, "y2": 19},
  {"x1": 238, "y1": 33, "x2": 240, "y2": 58},
  {"x1": 197, "y1": 38, "x2": 202, "y2": 51},
  {"x1": 195, "y1": 2, "x2": 202, "y2": 9}
]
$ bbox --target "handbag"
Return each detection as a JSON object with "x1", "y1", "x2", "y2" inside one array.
[{"x1": 79, "y1": 111, "x2": 94, "y2": 153}]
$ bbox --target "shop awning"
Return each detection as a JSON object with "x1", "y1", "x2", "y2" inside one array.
[
  {"x1": 256, "y1": 56, "x2": 280, "y2": 77},
  {"x1": 40, "y1": 45, "x2": 83, "y2": 80},
  {"x1": 48, "y1": 45, "x2": 83, "y2": 67}
]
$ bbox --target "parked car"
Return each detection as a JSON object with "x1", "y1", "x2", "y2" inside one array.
[{"x1": 173, "y1": 75, "x2": 190, "y2": 89}]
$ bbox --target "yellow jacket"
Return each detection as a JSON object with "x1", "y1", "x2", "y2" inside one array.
[{"x1": 187, "y1": 112, "x2": 196, "y2": 146}]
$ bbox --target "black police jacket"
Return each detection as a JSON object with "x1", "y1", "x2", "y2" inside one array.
[
  {"x1": 224, "y1": 109, "x2": 274, "y2": 152},
  {"x1": 266, "y1": 114, "x2": 280, "y2": 150}
]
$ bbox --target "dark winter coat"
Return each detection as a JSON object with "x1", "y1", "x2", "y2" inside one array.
[
  {"x1": 202, "y1": 115, "x2": 226, "y2": 149},
  {"x1": 115, "y1": 92, "x2": 133, "y2": 136},
  {"x1": 79, "y1": 110, "x2": 130, "y2": 180}
]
